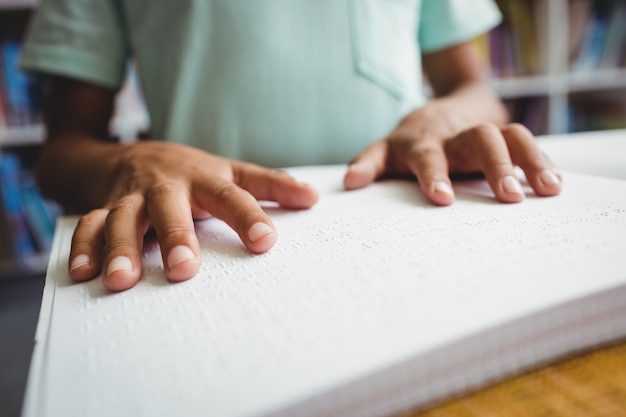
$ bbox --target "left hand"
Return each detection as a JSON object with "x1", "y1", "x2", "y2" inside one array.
[{"x1": 343, "y1": 104, "x2": 562, "y2": 205}]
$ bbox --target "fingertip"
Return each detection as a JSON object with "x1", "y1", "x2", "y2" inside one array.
[
  {"x1": 344, "y1": 163, "x2": 375, "y2": 190},
  {"x1": 103, "y1": 273, "x2": 140, "y2": 292},
  {"x1": 103, "y1": 256, "x2": 140, "y2": 292},
  {"x1": 264, "y1": 177, "x2": 319, "y2": 209},
  {"x1": 246, "y1": 222, "x2": 277, "y2": 254},
  {"x1": 428, "y1": 181, "x2": 456, "y2": 206},
  {"x1": 285, "y1": 182, "x2": 320, "y2": 209},
  {"x1": 166, "y1": 245, "x2": 201, "y2": 282},
  {"x1": 535, "y1": 168, "x2": 562, "y2": 197},
  {"x1": 69, "y1": 254, "x2": 99, "y2": 282},
  {"x1": 498, "y1": 175, "x2": 526, "y2": 203},
  {"x1": 300, "y1": 183, "x2": 320, "y2": 207}
]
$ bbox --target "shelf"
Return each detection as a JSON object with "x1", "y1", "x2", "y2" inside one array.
[
  {"x1": 491, "y1": 75, "x2": 557, "y2": 99},
  {"x1": 0, "y1": 252, "x2": 48, "y2": 279},
  {"x1": 491, "y1": 68, "x2": 626, "y2": 99},
  {"x1": 0, "y1": 124, "x2": 45, "y2": 147},
  {"x1": 0, "y1": 0, "x2": 37, "y2": 10},
  {"x1": 567, "y1": 68, "x2": 626, "y2": 93}
]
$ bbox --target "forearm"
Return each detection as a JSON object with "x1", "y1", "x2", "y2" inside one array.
[{"x1": 36, "y1": 134, "x2": 124, "y2": 213}]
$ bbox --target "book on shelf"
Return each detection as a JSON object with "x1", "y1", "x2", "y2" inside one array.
[
  {"x1": 0, "y1": 175, "x2": 14, "y2": 264},
  {"x1": 570, "y1": 0, "x2": 626, "y2": 72},
  {"x1": 491, "y1": 0, "x2": 539, "y2": 77},
  {"x1": 505, "y1": 96, "x2": 548, "y2": 135},
  {"x1": 19, "y1": 169, "x2": 59, "y2": 254},
  {"x1": 492, "y1": 0, "x2": 626, "y2": 77},
  {"x1": 23, "y1": 165, "x2": 626, "y2": 417},
  {"x1": 598, "y1": 1, "x2": 626, "y2": 69},
  {"x1": 568, "y1": 0, "x2": 594, "y2": 64},
  {"x1": 0, "y1": 151, "x2": 36, "y2": 263},
  {"x1": 568, "y1": 93, "x2": 626, "y2": 132},
  {"x1": 0, "y1": 40, "x2": 42, "y2": 130},
  {"x1": 0, "y1": 78, "x2": 6, "y2": 131},
  {"x1": 0, "y1": 150, "x2": 60, "y2": 273}
]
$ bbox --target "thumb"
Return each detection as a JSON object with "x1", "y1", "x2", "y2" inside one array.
[{"x1": 343, "y1": 140, "x2": 388, "y2": 190}]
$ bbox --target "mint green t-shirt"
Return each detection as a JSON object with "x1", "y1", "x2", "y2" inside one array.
[{"x1": 21, "y1": 0, "x2": 501, "y2": 168}]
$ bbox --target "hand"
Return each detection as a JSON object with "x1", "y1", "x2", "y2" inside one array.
[
  {"x1": 343, "y1": 105, "x2": 562, "y2": 205},
  {"x1": 68, "y1": 141, "x2": 319, "y2": 291}
]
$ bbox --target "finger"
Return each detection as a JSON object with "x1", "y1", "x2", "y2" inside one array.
[
  {"x1": 501, "y1": 123, "x2": 562, "y2": 197},
  {"x1": 102, "y1": 194, "x2": 149, "y2": 292},
  {"x1": 343, "y1": 141, "x2": 387, "y2": 190},
  {"x1": 193, "y1": 178, "x2": 277, "y2": 254},
  {"x1": 146, "y1": 183, "x2": 201, "y2": 282},
  {"x1": 69, "y1": 209, "x2": 108, "y2": 281},
  {"x1": 405, "y1": 143, "x2": 455, "y2": 206},
  {"x1": 233, "y1": 163, "x2": 319, "y2": 209},
  {"x1": 460, "y1": 123, "x2": 525, "y2": 203}
]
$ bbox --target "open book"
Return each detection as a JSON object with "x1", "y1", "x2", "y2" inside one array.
[{"x1": 23, "y1": 166, "x2": 626, "y2": 417}]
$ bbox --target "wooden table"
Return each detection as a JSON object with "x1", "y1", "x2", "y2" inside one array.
[{"x1": 408, "y1": 340, "x2": 626, "y2": 416}]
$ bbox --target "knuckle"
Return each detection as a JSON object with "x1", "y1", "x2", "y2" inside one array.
[
  {"x1": 213, "y1": 183, "x2": 242, "y2": 205},
  {"x1": 77, "y1": 209, "x2": 108, "y2": 229},
  {"x1": 108, "y1": 200, "x2": 139, "y2": 217},
  {"x1": 409, "y1": 144, "x2": 443, "y2": 163},
  {"x1": 159, "y1": 222, "x2": 193, "y2": 241},
  {"x1": 502, "y1": 122, "x2": 531, "y2": 138},
  {"x1": 235, "y1": 209, "x2": 265, "y2": 229},
  {"x1": 489, "y1": 160, "x2": 514, "y2": 174},
  {"x1": 106, "y1": 239, "x2": 137, "y2": 254},
  {"x1": 470, "y1": 122, "x2": 499, "y2": 136},
  {"x1": 72, "y1": 239, "x2": 101, "y2": 254},
  {"x1": 147, "y1": 182, "x2": 183, "y2": 201}
]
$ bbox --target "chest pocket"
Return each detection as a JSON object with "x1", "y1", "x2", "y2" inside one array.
[{"x1": 348, "y1": 0, "x2": 421, "y2": 101}]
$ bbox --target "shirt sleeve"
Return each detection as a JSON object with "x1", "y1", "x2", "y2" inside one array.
[
  {"x1": 419, "y1": 0, "x2": 502, "y2": 53},
  {"x1": 19, "y1": 0, "x2": 129, "y2": 88}
]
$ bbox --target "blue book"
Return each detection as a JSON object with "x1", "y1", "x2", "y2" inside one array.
[
  {"x1": 19, "y1": 171, "x2": 57, "y2": 253},
  {"x1": 0, "y1": 41, "x2": 41, "y2": 126},
  {"x1": 0, "y1": 152, "x2": 36, "y2": 262}
]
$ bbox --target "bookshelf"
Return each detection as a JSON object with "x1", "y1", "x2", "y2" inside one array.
[
  {"x1": 489, "y1": 0, "x2": 626, "y2": 135},
  {"x1": 0, "y1": 1, "x2": 50, "y2": 279}
]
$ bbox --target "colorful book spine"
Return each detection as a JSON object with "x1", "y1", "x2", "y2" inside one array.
[
  {"x1": 0, "y1": 41, "x2": 42, "y2": 128},
  {"x1": 0, "y1": 152, "x2": 36, "y2": 262},
  {"x1": 491, "y1": 0, "x2": 539, "y2": 76},
  {"x1": 19, "y1": 170, "x2": 56, "y2": 253}
]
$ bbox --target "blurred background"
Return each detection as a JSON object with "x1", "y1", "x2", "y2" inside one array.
[{"x1": 0, "y1": 0, "x2": 625, "y2": 415}]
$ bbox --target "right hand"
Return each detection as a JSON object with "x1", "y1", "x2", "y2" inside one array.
[{"x1": 68, "y1": 141, "x2": 319, "y2": 291}]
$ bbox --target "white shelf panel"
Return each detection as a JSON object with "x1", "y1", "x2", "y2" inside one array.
[
  {"x1": 491, "y1": 75, "x2": 559, "y2": 99},
  {"x1": 0, "y1": 124, "x2": 45, "y2": 147},
  {"x1": 567, "y1": 68, "x2": 626, "y2": 93},
  {"x1": 0, "y1": 0, "x2": 36, "y2": 9},
  {"x1": 492, "y1": 68, "x2": 626, "y2": 99},
  {"x1": 0, "y1": 252, "x2": 49, "y2": 279}
]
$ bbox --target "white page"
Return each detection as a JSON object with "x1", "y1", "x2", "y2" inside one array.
[{"x1": 24, "y1": 166, "x2": 626, "y2": 417}]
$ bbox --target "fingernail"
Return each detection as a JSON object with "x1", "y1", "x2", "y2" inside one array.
[
  {"x1": 248, "y1": 222, "x2": 274, "y2": 243},
  {"x1": 502, "y1": 175, "x2": 524, "y2": 195},
  {"x1": 107, "y1": 256, "x2": 133, "y2": 276},
  {"x1": 167, "y1": 245, "x2": 196, "y2": 270},
  {"x1": 434, "y1": 181, "x2": 454, "y2": 196},
  {"x1": 70, "y1": 254, "x2": 90, "y2": 271},
  {"x1": 539, "y1": 169, "x2": 561, "y2": 186}
]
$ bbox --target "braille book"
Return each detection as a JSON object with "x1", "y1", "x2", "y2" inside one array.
[{"x1": 23, "y1": 165, "x2": 626, "y2": 417}]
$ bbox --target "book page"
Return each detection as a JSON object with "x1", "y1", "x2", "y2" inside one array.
[{"x1": 25, "y1": 166, "x2": 626, "y2": 417}]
